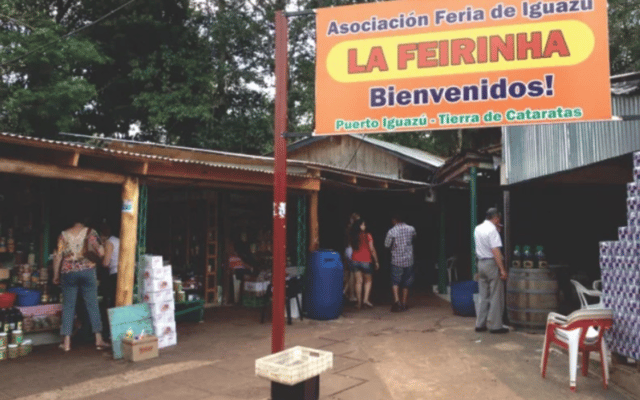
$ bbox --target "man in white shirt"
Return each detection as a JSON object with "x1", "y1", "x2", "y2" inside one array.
[{"x1": 474, "y1": 208, "x2": 508, "y2": 334}]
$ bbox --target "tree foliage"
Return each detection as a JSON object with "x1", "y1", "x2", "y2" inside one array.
[
  {"x1": 608, "y1": 0, "x2": 640, "y2": 74},
  {"x1": 1, "y1": 0, "x2": 639, "y2": 156},
  {"x1": 0, "y1": 0, "x2": 106, "y2": 136}
]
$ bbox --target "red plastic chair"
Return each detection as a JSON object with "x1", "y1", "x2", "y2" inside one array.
[{"x1": 540, "y1": 309, "x2": 613, "y2": 392}]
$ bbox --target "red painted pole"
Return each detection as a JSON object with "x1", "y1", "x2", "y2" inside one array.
[{"x1": 272, "y1": 10, "x2": 288, "y2": 354}]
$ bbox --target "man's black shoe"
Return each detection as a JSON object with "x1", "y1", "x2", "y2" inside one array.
[
  {"x1": 475, "y1": 326, "x2": 488, "y2": 332},
  {"x1": 390, "y1": 302, "x2": 402, "y2": 312},
  {"x1": 489, "y1": 328, "x2": 509, "y2": 334}
]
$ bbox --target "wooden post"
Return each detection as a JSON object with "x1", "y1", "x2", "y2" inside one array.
[
  {"x1": 503, "y1": 190, "x2": 511, "y2": 269},
  {"x1": 272, "y1": 10, "x2": 288, "y2": 354},
  {"x1": 116, "y1": 177, "x2": 139, "y2": 307},
  {"x1": 470, "y1": 166, "x2": 478, "y2": 278},
  {"x1": 438, "y1": 188, "x2": 447, "y2": 294},
  {"x1": 309, "y1": 191, "x2": 319, "y2": 252}
]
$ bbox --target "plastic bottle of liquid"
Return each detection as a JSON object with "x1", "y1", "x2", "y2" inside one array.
[
  {"x1": 536, "y1": 246, "x2": 548, "y2": 269},
  {"x1": 523, "y1": 246, "x2": 534, "y2": 268},
  {"x1": 512, "y1": 245, "x2": 522, "y2": 268}
]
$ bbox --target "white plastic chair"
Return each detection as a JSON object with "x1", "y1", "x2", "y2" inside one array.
[
  {"x1": 570, "y1": 279, "x2": 604, "y2": 310},
  {"x1": 540, "y1": 309, "x2": 614, "y2": 392}
]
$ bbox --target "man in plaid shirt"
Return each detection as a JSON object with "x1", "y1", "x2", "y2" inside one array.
[{"x1": 385, "y1": 212, "x2": 416, "y2": 312}]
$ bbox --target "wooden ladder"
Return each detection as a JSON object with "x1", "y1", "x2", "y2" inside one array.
[{"x1": 204, "y1": 193, "x2": 219, "y2": 305}]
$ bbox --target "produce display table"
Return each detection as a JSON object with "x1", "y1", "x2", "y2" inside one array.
[
  {"x1": 174, "y1": 300, "x2": 205, "y2": 323},
  {"x1": 17, "y1": 304, "x2": 62, "y2": 345}
]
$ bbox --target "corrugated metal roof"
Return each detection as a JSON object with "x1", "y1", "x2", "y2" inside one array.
[
  {"x1": 502, "y1": 94, "x2": 640, "y2": 184},
  {"x1": 287, "y1": 134, "x2": 445, "y2": 169},
  {"x1": 611, "y1": 72, "x2": 640, "y2": 96},
  {"x1": 0, "y1": 132, "x2": 429, "y2": 187},
  {"x1": 0, "y1": 132, "x2": 309, "y2": 177},
  {"x1": 356, "y1": 135, "x2": 446, "y2": 168}
]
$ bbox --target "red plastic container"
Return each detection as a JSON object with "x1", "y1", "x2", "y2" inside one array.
[{"x1": 0, "y1": 292, "x2": 17, "y2": 308}]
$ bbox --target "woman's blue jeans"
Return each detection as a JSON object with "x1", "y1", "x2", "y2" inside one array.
[{"x1": 60, "y1": 268, "x2": 103, "y2": 336}]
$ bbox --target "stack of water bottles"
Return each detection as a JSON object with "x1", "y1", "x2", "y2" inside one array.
[{"x1": 599, "y1": 151, "x2": 640, "y2": 360}]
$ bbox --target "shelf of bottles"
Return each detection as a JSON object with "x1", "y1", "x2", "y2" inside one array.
[{"x1": 0, "y1": 181, "x2": 61, "y2": 337}]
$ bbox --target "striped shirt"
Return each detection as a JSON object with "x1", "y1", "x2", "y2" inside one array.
[{"x1": 384, "y1": 223, "x2": 416, "y2": 267}]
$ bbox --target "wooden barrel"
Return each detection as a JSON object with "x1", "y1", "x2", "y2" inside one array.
[{"x1": 507, "y1": 268, "x2": 559, "y2": 330}]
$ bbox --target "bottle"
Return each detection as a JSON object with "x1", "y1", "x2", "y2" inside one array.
[
  {"x1": 536, "y1": 246, "x2": 548, "y2": 269},
  {"x1": 0, "y1": 309, "x2": 5, "y2": 332},
  {"x1": 14, "y1": 308, "x2": 23, "y2": 331},
  {"x1": 512, "y1": 245, "x2": 522, "y2": 268},
  {"x1": 27, "y1": 242, "x2": 36, "y2": 265},
  {"x1": 6, "y1": 308, "x2": 15, "y2": 331},
  {"x1": 523, "y1": 246, "x2": 534, "y2": 268},
  {"x1": 0, "y1": 223, "x2": 4, "y2": 253},
  {"x1": 7, "y1": 228, "x2": 15, "y2": 253}
]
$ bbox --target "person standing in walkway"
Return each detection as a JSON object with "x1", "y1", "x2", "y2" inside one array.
[
  {"x1": 53, "y1": 209, "x2": 110, "y2": 351},
  {"x1": 343, "y1": 212, "x2": 360, "y2": 303},
  {"x1": 350, "y1": 218, "x2": 379, "y2": 309},
  {"x1": 385, "y1": 212, "x2": 416, "y2": 312},
  {"x1": 474, "y1": 208, "x2": 509, "y2": 334},
  {"x1": 99, "y1": 222, "x2": 120, "y2": 309}
]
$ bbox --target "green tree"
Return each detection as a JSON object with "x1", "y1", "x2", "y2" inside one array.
[
  {"x1": 0, "y1": 0, "x2": 107, "y2": 136},
  {"x1": 608, "y1": 0, "x2": 640, "y2": 74}
]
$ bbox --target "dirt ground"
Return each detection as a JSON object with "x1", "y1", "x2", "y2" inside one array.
[{"x1": 1, "y1": 294, "x2": 637, "y2": 400}]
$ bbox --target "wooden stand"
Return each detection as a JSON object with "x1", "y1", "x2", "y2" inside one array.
[
  {"x1": 271, "y1": 376, "x2": 319, "y2": 400},
  {"x1": 204, "y1": 194, "x2": 219, "y2": 305}
]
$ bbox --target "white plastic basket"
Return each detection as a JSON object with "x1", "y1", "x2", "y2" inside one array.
[{"x1": 255, "y1": 346, "x2": 333, "y2": 385}]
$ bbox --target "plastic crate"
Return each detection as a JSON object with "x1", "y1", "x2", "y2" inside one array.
[{"x1": 255, "y1": 346, "x2": 333, "y2": 385}]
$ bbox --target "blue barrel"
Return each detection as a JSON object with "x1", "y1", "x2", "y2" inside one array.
[
  {"x1": 450, "y1": 280, "x2": 478, "y2": 317},
  {"x1": 305, "y1": 250, "x2": 344, "y2": 320}
]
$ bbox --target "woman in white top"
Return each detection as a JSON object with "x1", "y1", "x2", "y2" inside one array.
[{"x1": 99, "y1": 222, "x2": 120, "y2": 308}]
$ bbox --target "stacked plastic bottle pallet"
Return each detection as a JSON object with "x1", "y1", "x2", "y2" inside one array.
[{"x1": 599, "y1": 151, "x2": 640, "y2": 360}]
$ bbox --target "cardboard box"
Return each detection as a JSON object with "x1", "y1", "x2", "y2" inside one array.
[
  {"x1": 149, "y1": 301, "x2": 176, "y2": 324},
  {"x1": 151, "y1": 308, "x2": 176, "y2": 324},
  {"x1": 143, "y1": 255, "x2": 163, "y2": 270},
  {"x1": 153, "y1": 321, "x2": 176, "y2": 338},
  {"x1": 121, "y1": 336, "x2": 159, "y2": 362},
  {"x1": 159, "y1": 333, "x2": 177, "y2": 349},
  {"x1": 143, "y1": 266, "x2": 172, "y2": 282},
  {"x1": 143, "y1": 277, "x2": 171, "y2": 294},
  {"x1": 148, "y1": 300, "x2": 175, "y2": 315},
  {"x1": 143, "y1": 289, "x2": 174, "y2": 304}
]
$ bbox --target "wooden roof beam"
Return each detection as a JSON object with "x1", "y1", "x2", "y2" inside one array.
[
  {"x1": 0, "y1": 157, "x2": 126, "y2": 184},
  {"x1": 54, "y1": 151, "x2": 80, "y2": 167},
  {"x1": 146, "y1": 162, "x2": 320, "y2": 192}
]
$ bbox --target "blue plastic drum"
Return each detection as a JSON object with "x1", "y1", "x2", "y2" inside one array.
[
  {"x1": 450, "y1": 280, "x2": 478, "y2": 317},
  {"x1": 305, "y1": 250, "x2": 344, "y2": 320}
]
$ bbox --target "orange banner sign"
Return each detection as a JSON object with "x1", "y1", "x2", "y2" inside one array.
[{"x1": 315, "y1": 0, "x2": 611, "y2": 135}]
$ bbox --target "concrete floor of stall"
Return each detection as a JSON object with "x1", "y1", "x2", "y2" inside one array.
[{"x1": 1, "y1": 293, "x2": 638, "y2": 400}]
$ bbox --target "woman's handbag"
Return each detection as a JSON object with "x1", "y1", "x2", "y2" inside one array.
[{"x1": 82, "y1": 231, "x2": 103, "y2": 264}]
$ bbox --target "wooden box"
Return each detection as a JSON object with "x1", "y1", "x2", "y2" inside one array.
[{"x1": 122, "y1": 336, "x2": 159, "y2": 362}]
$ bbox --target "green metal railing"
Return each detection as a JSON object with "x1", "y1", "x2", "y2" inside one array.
[
  {"x1": 296, "y1": 195, "x2": 308, "y2": 269},
  {"x1": 134, "y1": 184, "x2": 148, "y2": 303}
]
